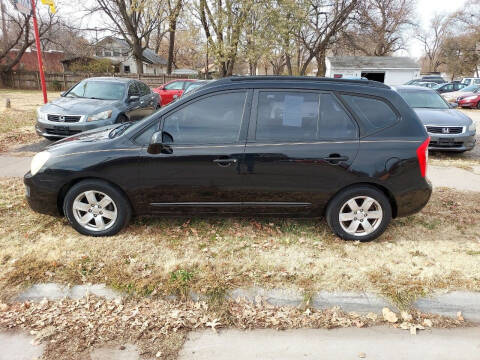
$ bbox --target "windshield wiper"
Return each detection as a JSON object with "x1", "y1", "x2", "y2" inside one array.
[{"x1": 109, "y1": 122, "x2": 132, "y2": 138}]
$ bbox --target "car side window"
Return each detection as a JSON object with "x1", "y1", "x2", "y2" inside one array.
[
  {"x1": 137, "y1": 82, "x2": 150, "y2": 96},
  {"x1": 133, "y1": 122, "x2": 158, "y2": 145},
  {"x1": 164, "y1": 81, "x2": 184, "y2": 90},
  {"x1": 162, "y1": 92, "x2": 246, "y2": 144},
  {"x1": 340, "y1": 94, "x2": 398, "y2": 135},
  {"x1": 319, "y1": 93, "x2": 357, "y2": 140},
  {"x1": 128, "y1": 83, "x2": 140, "y2": 97},
  {"x1": 256, "y1": 91, "x2": 319, "y2": 141}
]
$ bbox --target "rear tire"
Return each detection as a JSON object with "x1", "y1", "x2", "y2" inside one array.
[
  {"x1": 476, "y1": 102, "x2": 480, "y2": 110},
  {"x1": 326, "y1": 185, "x2": 392, "y2": 242},
  {"x1": 63, "y1": 179, "x2": 131, "y2": 237}
]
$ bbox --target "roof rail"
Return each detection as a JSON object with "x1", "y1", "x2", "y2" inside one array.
[{"x1": 213, "y1": 76, "x2": 390, "y2": 88}]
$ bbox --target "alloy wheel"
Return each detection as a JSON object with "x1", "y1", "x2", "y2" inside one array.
[
  {"x1": 338, "y1": 196, "x2": 383, "y2": 237},
  {"x1": 72, "y1": 190, "x2": 118, "y2": 232}
]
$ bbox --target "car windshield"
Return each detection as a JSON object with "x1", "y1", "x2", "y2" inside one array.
[
  {"x1": 460, "y1": 85, "x2": 480, "y2": 93},
  {"x1": 66, "y1": 81, "x2": 125, "y2": 100},
  {"x1": 398, "y1": 90, "x2": 450, "y2": 109}
]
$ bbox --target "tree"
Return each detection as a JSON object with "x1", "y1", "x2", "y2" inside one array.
[
  {"x1": 166, "y1": 0, "x2": 183, "y2": 74},
  {"x1": 298, "y1": 0, "x2": 359, "y2": 76},
  {"x1": 91, "y1": 0, "x2": 163, "y2": 74},
  {"x1": 341, "y1": 0, "x2": 415, "y2": 56},
  {"x1": 198, "y1": 0, "x2": 254, "y2": 77},
  {"x1": 0, "y1": 1, "x2": 57, "y2": 74},
  {"x1": 416, "y1": 14, "x2": 453, "y2": 72},
  {"x1": 439, "y1": 34, "x2": 480, "y2": 79}
]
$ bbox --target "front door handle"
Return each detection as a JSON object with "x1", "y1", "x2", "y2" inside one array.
[
  {"x1": 323, "y1": 154, "x2": 349, "y2": 163},
  {"x1": 213, "y1": 158, "x2": 237, "y2": 167}
]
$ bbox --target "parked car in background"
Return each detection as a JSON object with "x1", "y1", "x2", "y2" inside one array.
[
  {"x1": 404, "y1": 79, "x2": 438, "y2": 86},
  {"x1": 415, "y1": 81, "x2": 438, "y2": 89},
  {"x1": 181, "y1": 80, "x2": 214, "y2": 97},
  {"x1": 434, "y1": 82, "x2": 466, "y2": 93},
  {"x1": 395, "y1": 86, "x2": 476, "y2": 152},
  {"x1": 457, "y1": 93, "x2": 480, "y2": 109},
  {"x1": 420, "y1": 75, "x2": 446, "y2": 84},
  {"x1": 152, "y1": 79, "x2": 197, "y2": 106},
  {"x1": 442, "y1": 84, "x2": 480, "y2": 103},
  {"x1": 25, "y1": 76, "x2": 432, "y2": 242},
  {"x1": 460, "y1": 77, "x2": 480, "y2": 86},
  {"x1": 36, "y1": 77, "x2": 160, "y2": 140}
]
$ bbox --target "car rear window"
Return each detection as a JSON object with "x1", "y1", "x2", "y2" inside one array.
[{"x1": 340, "y1": 94, "x2": 398, "y2": 135}]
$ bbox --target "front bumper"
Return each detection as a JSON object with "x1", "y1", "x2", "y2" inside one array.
[
  {"x1": 24, "y1": 172, "x2": 61, "y2": 216},
  {"x1": 428, "y1": 132, "x2": 476, "y2": 152},
  {"x1": 36, "y1": 117, "x2": 114, "y2": 138}
]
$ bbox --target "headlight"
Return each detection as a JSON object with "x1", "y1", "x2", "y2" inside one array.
[
  {"x1": 468, "y1": 122, "x2": 476, "y2": 132},
  {"x1": 36, "y1": 107, "x2": 46, "y2": 121},
  {"x1": 87, "y1": 110, "x2": 113, "y2": 122},
  {"x1": 30, "y1": 151, "x2": 51, "y2": 176},
  {"x1": 463, "y1": 96, "x2": 478, "y2": 101}
]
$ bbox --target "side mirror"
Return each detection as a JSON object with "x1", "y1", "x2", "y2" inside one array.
[
  {"x1": 128, "y1": 95, "x2": 140, "y2": 103},
  {"x1": 147, "y1": 131, "x2": 173, "y2": 154}
]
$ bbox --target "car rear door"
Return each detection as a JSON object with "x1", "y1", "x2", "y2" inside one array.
[
  {"x1": 242, "y1": 89, "x2": 359, "y2": 215},
  {"x1": 135, "y1": 90, "x2": 252, "y2": 214}
]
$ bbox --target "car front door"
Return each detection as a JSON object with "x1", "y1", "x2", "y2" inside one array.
[
  {"x1": 125, "y1": 82, "x2": 142, "y2": 121},
  {"x1": 161, "y1": 81, "x2": 185, "y2": 106},
  {"x1": 242, "y1": 90, "x2": 360, "y2": 215},
  {"x1": 135, "y1": 90, "x2": 252, "y2": 214}
]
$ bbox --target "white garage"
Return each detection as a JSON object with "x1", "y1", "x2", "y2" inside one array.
[{"x1": 325, "y1": 56, "x2": 420, "y2": 86}]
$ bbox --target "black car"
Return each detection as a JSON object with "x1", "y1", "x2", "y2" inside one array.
[
  {"x1": 25, "y1": 77, "x2": 432, "y2": 242},
  {"x1": 36, "y1": 77, "x2": 160, "y2": 140},
  {"x1": 433, "y1": 82, "x2": 466, "y2": 94}
]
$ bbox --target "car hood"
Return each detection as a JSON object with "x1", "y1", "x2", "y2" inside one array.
[
  {"x1": 40, "y1": 97, "x2": 120, "y2": 115},
  {"x1": 413, "y1": 108, "x2": 473, "y2": 126},
  {"x1": 46, "y1": 125, "x2": 119, "y2": 154},
  {"x1": 442, "y1": 90, "x2": 471, "y2": 99}
]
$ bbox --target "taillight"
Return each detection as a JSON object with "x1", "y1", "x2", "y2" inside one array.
[{"x1": 416, "y1": 137, "x2": 430, "y2": 178}]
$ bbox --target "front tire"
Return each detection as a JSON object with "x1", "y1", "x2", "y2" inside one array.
[
  {"x1": 63, "y1": 179, "x2": 131, "y2": 236},
  {"x1": 326, "y1": 185, "x2": 392, "y2": 242}
]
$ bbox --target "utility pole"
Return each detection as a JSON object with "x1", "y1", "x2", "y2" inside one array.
[{"x1": 1, "y1": 0, "x2": 7, "y2": 51}]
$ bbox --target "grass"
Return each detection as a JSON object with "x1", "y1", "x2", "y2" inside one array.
[
  {"x1": 1, "y1": 177, "x2": 480, "y2": 307},
  {"x1": 0, "y1": 89, "x2": 61, "y2": 153}
]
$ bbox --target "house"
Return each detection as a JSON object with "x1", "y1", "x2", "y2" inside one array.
[
  {"x1": 325, "y1": 56, "x2": 420, "y2": 86},
  {"x1": 94, "y1": 37, "x2": 167, "y2": 75},
  {"x1": 1, "y1": 48, "x2": 64, "y2": 72}
]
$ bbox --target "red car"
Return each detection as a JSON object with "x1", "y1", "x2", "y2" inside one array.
[
  {"x1": 457, "y1": 93, "x2": 480, "y2": 109},
  {"x1": 152, "y1": 79, "x2": 197, "y2": 106}
]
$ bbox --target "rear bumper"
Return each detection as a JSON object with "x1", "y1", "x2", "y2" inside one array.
[
  {"x1": 395, "y1": 179, "x2": 432, "y2": 218},
  {"x1": 24, "y1": 172, "x2": 61, "y2": 216}
]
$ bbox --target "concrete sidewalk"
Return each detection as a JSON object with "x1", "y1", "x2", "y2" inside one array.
[
  {"x1": 0, "y1": 155, "x2": 30, "y2": 177},
  {"x1": 179, "y1": 327, "x2": 480, "y2": 360}
]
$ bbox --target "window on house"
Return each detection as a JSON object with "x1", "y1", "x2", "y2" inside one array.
[
  {"x1": 124, "y1": 65, "x2": 130, "y2": 73},
  {"x1": 113, "y1": 50, "x2": 120, "y2": 57},
  {"x1": 104, "y1": 51, "x2": 112, "y2": 57},
  {"x1": 95, "y1": 50, "x2": 103, "y2": 57}
]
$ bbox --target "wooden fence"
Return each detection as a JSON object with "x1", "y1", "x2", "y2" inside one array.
[{"x1": 1, "y1": 71, "x2": 199, "y2": 91}]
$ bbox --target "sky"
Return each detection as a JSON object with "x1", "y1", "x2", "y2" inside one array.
[{"x1": 408, "y1": 0, "x2": 468, "y2": 58}]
